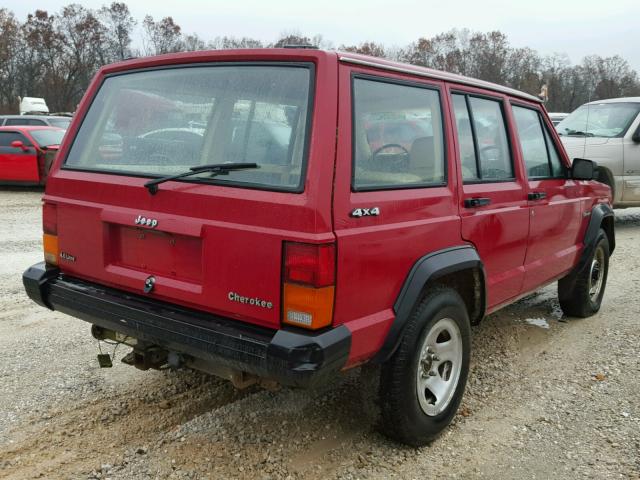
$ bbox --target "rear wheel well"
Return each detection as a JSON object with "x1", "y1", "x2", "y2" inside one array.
[{"x1": 426, "y1": 268, "x2": 485, "y2": 325}]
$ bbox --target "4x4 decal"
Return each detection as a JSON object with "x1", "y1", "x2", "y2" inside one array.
[{"x1": 351, "y1": 207, "x2": 380, "y2": 218}]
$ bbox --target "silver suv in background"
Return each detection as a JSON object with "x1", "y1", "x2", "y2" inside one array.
[
  {"x1": 557, "y1": 97, "x2": 640, "y2": 208},
  {"x1": 548, "y1": 112, "x2": 569, "y2": 126},
  {"x1": 0, "y1": 115, "x2": 72, "y2": 129}
]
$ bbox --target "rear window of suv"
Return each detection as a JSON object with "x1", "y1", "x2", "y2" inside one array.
[
  {"x1": 352, "y1": 77, "x2": 446, "y2": 190},
  {"x1": 64, "y1": 64, "x2": 313, "y2": 191}
]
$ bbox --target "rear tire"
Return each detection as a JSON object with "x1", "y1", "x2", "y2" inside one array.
[
  {"x1": 558, "y1": 229, "x2": 610, "y2": 317},
  {"x1": 379, "y1": 287, "x2": 470, "y2": 446}
]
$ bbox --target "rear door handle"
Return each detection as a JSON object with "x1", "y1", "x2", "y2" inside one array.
[
  {"x1": 528, "y1": 191, "x2": 547, "y2": 201},
  {"x1": 464, "y1": 197, "x2": 491, "y2": 208}
]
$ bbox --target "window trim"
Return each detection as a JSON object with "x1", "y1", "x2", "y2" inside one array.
[
  {"x1": 458, "y1": 94, "x2": 482, "y2": 181},
  {"x1": 541, "y1": 126, "x2": 566, "y2": 179},
  {"x1": 511, "y1": 102, "x2": 566, "y2": 181},
  {"x1": 451, "y1": 90, "x2": 516, "y2": 184},
  {"x1": 350, "y1": 73, "x2": 448, "y2": 192},
  {"x1": 61, "y1": 61, "x2": 316, "y2": 194}
]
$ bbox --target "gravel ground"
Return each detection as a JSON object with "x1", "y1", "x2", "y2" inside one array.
[{"x1": 0, "y1": 188, "x2": 638, "y2": 480}]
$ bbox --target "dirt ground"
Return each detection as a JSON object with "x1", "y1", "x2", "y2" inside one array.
[{"x1": 0, "y1": 188, "x2": 638, "y2": 480}]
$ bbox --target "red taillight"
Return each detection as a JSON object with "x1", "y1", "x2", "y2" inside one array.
[
  {"x1": 282, "y1": 242, "x2": 336, "y2": 330},
  {"x1": 43, "y1": 202, "x2": 57, "y2": 235},
  {"x1": 42, "y1": 202, "x2": 58, "y2": 265},
  {"x1": 284, "y1": 242, "x2": 335, "y2": 288}
]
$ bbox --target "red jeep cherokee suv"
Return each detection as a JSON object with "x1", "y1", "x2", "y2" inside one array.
[{"x1": 23, "y1": 49, "x2": 614, "y2": 446}]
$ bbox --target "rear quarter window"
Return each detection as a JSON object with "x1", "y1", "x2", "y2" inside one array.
[{"x1": 352, "y1": 77, "x2": 446, "y2": 190}]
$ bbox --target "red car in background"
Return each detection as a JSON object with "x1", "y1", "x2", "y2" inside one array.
[{"x1": 0, "y1": 126, "x2": 65, "y2": 186}]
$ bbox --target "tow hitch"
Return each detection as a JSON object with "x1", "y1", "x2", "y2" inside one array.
[
  {"x1": 121, "y1": 347, "x2": 168, "y2": 371},
  {"x1": 90, "y1": 325, "x2": 280, "y2": 389}
]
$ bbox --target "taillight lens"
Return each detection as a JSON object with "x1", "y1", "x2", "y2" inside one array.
[
  {"x1": 284, "y1": 243, "x2": 335, "y2": 288},
  {"x1": 42, "y1": 202, "x2": 58, "y2": 265},
  {"x1": 282, "y1": 242, "x2": 336, "y2": 330},
  {"x1": 43, "y1": 202, "x2": 57, "y2": 235}
]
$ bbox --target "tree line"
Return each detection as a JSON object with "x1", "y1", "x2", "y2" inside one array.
[{"x1": 1, "y1": 2, "x2": 639, "y2": 114}]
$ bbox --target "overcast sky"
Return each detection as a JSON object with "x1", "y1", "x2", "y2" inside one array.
[{"x1": 5, "y1": 0, "x2": 640, "y2": 71}]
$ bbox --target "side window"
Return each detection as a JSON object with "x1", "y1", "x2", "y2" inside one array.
[
  {"x1": 512, "y1": 105, "x2": 565, "y2": 179},
  {"x1": 451, "y1": 94, "x2": 514, "y2": 182},
  {"x1": 468, "y1": 97, "x2": 513, "y2": 180},
  {"x1": 512, "y1": 106, "x2": 550, "y2": 178},
  {"x1": 5, "y1": 118, "x2": 45, "y2": 126},
  {"x1": 5, "y1": 118, "x2": 28, "y2": 126},
  {"x1": 352, "y1": 77, "x2": 446, "y2": 190},
  {"x1": 0, "y1": 131, "x2": 30, "y2": 147}
]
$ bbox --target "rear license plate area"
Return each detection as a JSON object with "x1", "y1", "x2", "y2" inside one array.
[{"x1": 107, "y1": 225, "x2": 203, "y2": 282}]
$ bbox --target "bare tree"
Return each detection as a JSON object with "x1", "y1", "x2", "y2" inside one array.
[
  {"x1": 341, "y1": 41, "x2": 386, "y2": 58},
  {"x1": 584, "y1": 55, "x2": 640, "y2": 100},
  {"x1": 208, "y1": 36, "x2": 263, "y2": 49},
  {"x1": 506, "y1": 47, "x2": 541, "y2": 93},
  {"x1": 99, "y1": 2, "x2": 136, "y2": 61},
  {"x1": 272, "y1": 32, "x2": 312, "y2": 48},
  {"x1": 0, "y1": 9, "x2": 21, "y2": 112},
  {"x1": 182, "y1": 33, "x2": 206, "y2": 51},
  {"x1": 142, "y1": 15, "x2": 182, "y2": 55},
  {"x1": 19, "y1": 10, "x2": 65, "y2": 109}
]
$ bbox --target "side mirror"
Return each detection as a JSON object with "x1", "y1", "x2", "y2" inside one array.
[
  {"x1": 10, "y1": 140, "x2": 28, "y2": 151},
  {"x1": 632, "y1": 126, "x2": 640, "y2": 143},
  {"x1": 571, "y1": 158, "x2": 596, "y2": 180}
]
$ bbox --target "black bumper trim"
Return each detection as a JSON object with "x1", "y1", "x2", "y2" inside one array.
[{"x1": 23, "y1": 262, "x2": 351, "y2": 387}]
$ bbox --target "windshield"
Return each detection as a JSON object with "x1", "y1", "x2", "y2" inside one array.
[
  {"x1": 556, "y1": 102, "x2": 640, "y2": 138},
  {"x1": 64, "y1": 64, "x2": 312, "y2": 191},
  {"x1": 48, "y1": 118, "x2": 71, "y2": 129},
  {"x1": 31, "y1": 129, "x2": 65, "y2": 147}
]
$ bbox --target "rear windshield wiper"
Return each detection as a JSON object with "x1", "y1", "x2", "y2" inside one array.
[{"x1": 144, "y1": 163, "x2": 258, "y2": 195}]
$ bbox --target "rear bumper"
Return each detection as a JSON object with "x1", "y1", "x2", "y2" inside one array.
[{"x1": 23, "y1": 262, "x2": 351, "y2": 387}]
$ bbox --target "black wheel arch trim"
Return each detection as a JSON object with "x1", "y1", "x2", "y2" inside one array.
[
  {"x1": 561, "y1": 203, "x2": 614, "y2": 290},
  {"x1": 373, "y1": 245, "x2": 485, "y2": 364},
  {"x1": 583, "y1": 203, "x2": 615, "y2": 258}
]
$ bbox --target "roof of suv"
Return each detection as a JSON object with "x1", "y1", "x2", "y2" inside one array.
[
  {"x1": 0, "y1": 115, "x2": 71, "y2": 120},
  {"x1": 336, "y1": 51, "x2": 541, "y2": 103},
  {"x1": 0, "y1": 125, "x2": 63, "y2": 131},
  {"x1": 97, "y1": 48, "x2": 542, "y2": 104},
  {"x1": 583, "y1": 97, "x2": 640, "y2": 105}
]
